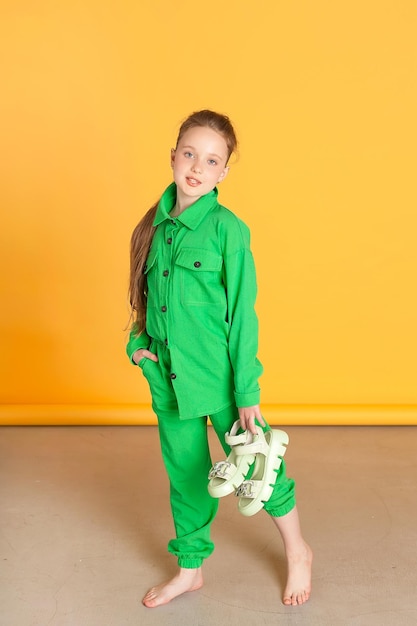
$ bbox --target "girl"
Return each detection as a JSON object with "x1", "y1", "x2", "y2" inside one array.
[{"x1": 127, "y1": 110, "x2": 312, "y2": 608}]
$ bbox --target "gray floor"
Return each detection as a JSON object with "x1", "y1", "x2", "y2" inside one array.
[{"x1": 1, "y1": 425, "x2": 416, "y2": 626}]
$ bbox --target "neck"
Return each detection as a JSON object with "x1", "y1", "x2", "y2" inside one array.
[
  {"x1": 171, "y1": 191, "x2": 196, "y2": 217},
  {"x1": 170, "y1": 203, "x2": 186, "y2": 217}
]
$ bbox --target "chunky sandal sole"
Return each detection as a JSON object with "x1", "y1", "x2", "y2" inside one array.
[{"x1": 235, "y1": 428, "x2": 289, "y2": 517}]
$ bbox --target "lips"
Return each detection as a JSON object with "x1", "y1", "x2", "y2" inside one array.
[{"x1": 186, "y1": 177, "x2": 201, "y2": 187}]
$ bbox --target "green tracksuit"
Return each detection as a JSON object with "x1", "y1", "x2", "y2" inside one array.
[{"x1": 127, "y1": 183, "x2": 295, "y2": 567}]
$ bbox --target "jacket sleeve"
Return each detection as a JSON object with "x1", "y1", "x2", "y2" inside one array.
[
  {"x1": 223, "y1": 245, "x2": 264, "y2": 407},
  {"x1": 126, "y1": 328, "x2": 151, "y2": 365}
]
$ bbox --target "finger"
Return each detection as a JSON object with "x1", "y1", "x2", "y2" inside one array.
[
  {"x1": 143, "y1": 349, "x2": 158, "y2": 362},
  {"x1": 246, "y1": 416, "x2": 257, "y2": 435},
  {"x1": 132, "y1": 350, "x2": 143, "y2": 364},
  {"x1": 252, "y1": 407, "x2": 265, "y2": 428}
]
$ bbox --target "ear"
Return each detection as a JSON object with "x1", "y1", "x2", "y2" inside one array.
[
  {"x1": 217, "y1": 166, "x2": 229, "y2": 184},
  {"x1": 170, "y1": 148, "x2": 176, "y2": 168}
]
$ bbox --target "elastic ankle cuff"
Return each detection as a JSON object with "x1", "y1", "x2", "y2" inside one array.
[
  {"x1": 178, "y1": 558, "x2": 203, "y2": 569},
  {"x1": 265, "y1": 500, "x2": 296, "y2": 518}
]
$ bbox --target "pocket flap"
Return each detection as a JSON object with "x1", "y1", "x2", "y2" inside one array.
[{"x1": 176, "y1": 248, "x2": 222, "y2": 272}]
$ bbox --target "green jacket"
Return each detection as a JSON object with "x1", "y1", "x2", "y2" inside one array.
[{"x1": 126, "y1": 183, "x2": 263, "y2": 419}]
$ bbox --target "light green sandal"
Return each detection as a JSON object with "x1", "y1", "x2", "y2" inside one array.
[
  {"x1": 208, "y1": 420, "x2": 255, "y2": 498},
  {"x1": 235, "y1": 427, "x2": 289, "y2": 516}
]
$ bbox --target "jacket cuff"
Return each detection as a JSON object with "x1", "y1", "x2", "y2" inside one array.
[
  {"x1": 126, "y1": 332, "x2": 150, "y2": 365},
  {"x1": 234, "y1": 388, "x2": 260, "y2": 408}
]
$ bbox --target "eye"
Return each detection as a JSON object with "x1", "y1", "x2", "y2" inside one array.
[
  {"x1": 208, "y1": 159, "x2": 217, "y2": 166},
  {"x1": 184, "y1": 151, "x2": 194, "y2": 158}
]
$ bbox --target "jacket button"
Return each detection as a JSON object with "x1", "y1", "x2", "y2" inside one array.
[
  {"x1": 167, "y1": 238, "x2": 172, "y2": 244},
  {"x1": 170, "y1": 373, "x2": 177, "y2": 380},
  {"x1": 170, "y1": 219, "x2": 176, "y2": 225},
  {"x1": 163, "y1": 270, "x2": 169, "y2": 277},
  {"x1": 161, "y1": 306, "x2": 167, "y2": 312},
  {"x1": 194, "y1": 261, "x2": 201, "y2": 268},
  {"x1": 164, "y1": 338, "x2": 168, "y2": 346}
]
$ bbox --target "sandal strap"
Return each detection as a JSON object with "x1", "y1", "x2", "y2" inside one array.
[
  {"x1": 235, "y1": 428, "x2": 289, "y2": 457},
  {"x1": 224, "y1": 419, "x2": 249, "y2": 447},
  {"x1": 234, "y1": 428, "x2": 268, "y2": 456},
  {"x1": 225, "y1": 431, "x2": 248, "y2": 446}
]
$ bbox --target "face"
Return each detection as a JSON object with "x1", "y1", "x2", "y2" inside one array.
[{"x1": 171, "y1": 126, "x2": 229, "y2": 208}]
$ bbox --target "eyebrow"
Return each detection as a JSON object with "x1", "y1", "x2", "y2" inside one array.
[{"x1": 182, "y1": 145, "x2": 225, "y2": 161}]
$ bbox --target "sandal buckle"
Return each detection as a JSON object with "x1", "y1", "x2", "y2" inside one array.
[
  {"x1": 208, "y1": 461, "x2": 231, "y2": 479},
  {"x1": 235, "y1": 480, "x2": 254, "y2": 498}
]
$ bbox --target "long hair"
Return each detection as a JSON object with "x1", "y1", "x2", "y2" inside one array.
[
  {"x1": 128, "y1": 201, "x2": 158, "y2": 335},
  {"x1": 128, "y1": 110, "x2": 238, "y2": 336}
]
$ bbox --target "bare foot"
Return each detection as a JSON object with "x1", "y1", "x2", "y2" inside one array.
[
  {"x1": 142, "y1": 567, "x2": 203, "y2": 608},
  {"x1": 283, "y1": 542, "x2": 313, "y2": 606}
]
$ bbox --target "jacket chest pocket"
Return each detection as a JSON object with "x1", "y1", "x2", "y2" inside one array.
[{"x1": 175, "y1": 248, "x2": 224, "y2": 306}]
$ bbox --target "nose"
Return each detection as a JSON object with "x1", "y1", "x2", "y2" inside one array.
[{"x1": 191, "y1": 158, "x2": 202, "y2": 174}]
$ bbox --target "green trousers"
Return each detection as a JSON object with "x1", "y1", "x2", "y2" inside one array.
[{"x1": 140, "y1": 341, "x2": 296, "y2": 569}]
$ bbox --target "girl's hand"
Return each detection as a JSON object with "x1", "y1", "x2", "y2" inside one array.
[
  {"x1": 238, "y1": 405, "x2": 265, "y2": 435},
  {"x1": 132, "y1": 348, "x2": 158, "y2": 365}
]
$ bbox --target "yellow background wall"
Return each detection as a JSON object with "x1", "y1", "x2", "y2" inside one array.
[{"x1": 1, "y1": 1, "x2": 416, "y2": 425}]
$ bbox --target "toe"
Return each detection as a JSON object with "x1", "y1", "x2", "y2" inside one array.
[
  {"x1": 283, "y1": 590, "x2": 310, "y2": 606},
  {"x1": 142, "y1": 588, "x2": 157, "y2": 605}
]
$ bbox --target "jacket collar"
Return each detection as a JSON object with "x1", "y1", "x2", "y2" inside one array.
[{"x1": 153, "y1": 183, "x2": 218, "y2": 230}]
